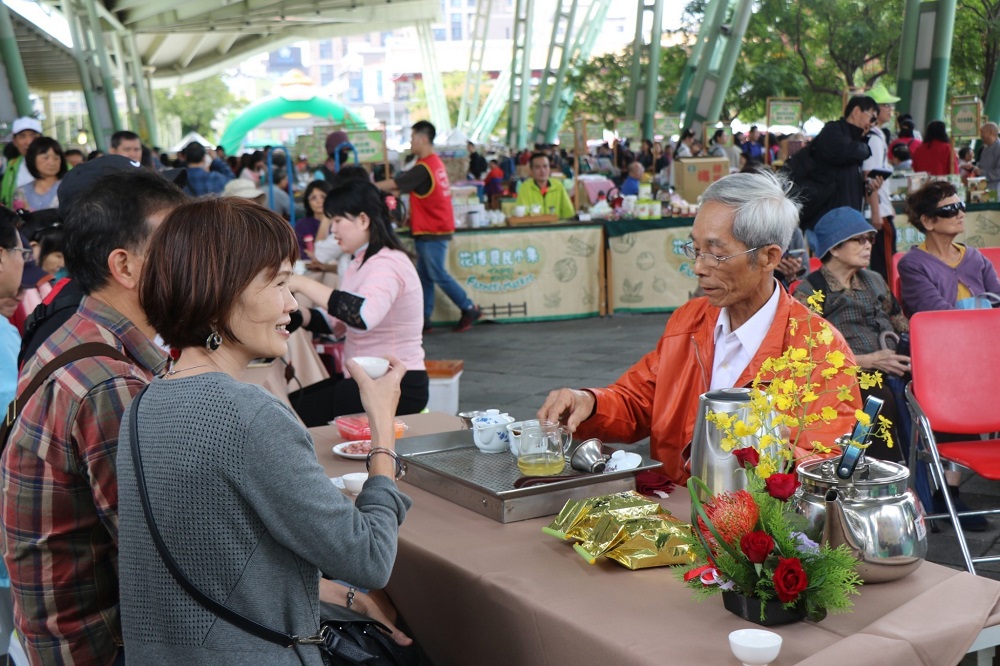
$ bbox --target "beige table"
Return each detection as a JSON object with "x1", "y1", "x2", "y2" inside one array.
[{"x1": 311, "y1": 415, "x2": 1000, "y2": 666}]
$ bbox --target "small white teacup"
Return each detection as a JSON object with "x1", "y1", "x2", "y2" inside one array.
[{"x1": 342, "y1": 472, "x2": 369, "y2": 495}]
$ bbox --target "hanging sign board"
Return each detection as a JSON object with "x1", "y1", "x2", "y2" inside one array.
[
  {"x1": 950, "y1": 96, "x2": 982, "y2": 139},
  {"x1": 345, "y1": 130, "x2": 387, "y2": 163},
  {"x1": 655, "y1": 114, "x2": 682, "y2": 140},
  {"x1": 616, "y1": 118, "x2": 641, "y2": 140},
  {"x1": 766, "y1": 98, "x2": 803, "y2": 128}
]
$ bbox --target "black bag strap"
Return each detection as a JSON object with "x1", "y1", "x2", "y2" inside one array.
[
  {"x1": 127, "y1": 388, "x2": 301, "y2": 648},
  {"x1": 2, "y1": 342, "x2": 130, "y2": 453},
  {"x1": 805, "y1": 268, "x2": 829, "y2": 295}
]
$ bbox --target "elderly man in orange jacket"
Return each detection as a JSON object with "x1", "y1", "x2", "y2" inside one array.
[{"x1": 538, "y1": 170, "x2": 860, "y2": 484}]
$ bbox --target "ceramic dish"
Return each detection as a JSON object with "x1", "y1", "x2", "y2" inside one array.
[
  {"x1": 332, "y1": 440, "x2": 372, "y2": 460},
  {"x1": 330, "y1": 477, "x2": 346, "y2": 489}
]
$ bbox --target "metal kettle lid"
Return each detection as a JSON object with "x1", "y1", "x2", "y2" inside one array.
[
  {"x1": 798, "y1": 458, "x2": 909, "y2": 487},
  {"x1": 703, "y1": 388, "x2": 752, "y2": 402}
]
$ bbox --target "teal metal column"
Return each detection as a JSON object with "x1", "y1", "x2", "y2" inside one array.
[
  {"x1": 625, "y1": 0, "x2": 645, "y2": 115},
  {"x1": 82, "y1": 0, "x2": 122, "y2": 133},
  {"x1": 895, "y1": 0, "x2": 921, "y2": 116},
  {"x1": 641, "y1": 0, "x2": 664, "y2": 140},
  {"x1": 457, "y1": 0, "x2": 493, "y2": 132},
  {"x1": 415, "y1": 21, "x2": 451, "y2": 135},
  {"x1": 531, "y1": 0, "x2": 579, "y2": 145},
  {"x1": 471, "y1": 68, "x2": 511, "y2": 142},
  {"x1": 507, "y1": 0, "x2": 535, "y2": 149},
  {"x1": 672, "y1": 0, "x2": 725, "y2": 114},
  {"x1": 0, "y1": 3, "x2": 32, "y2": 117},
  {"x1": 546, "y1": 0, "x2": 612, "y2": 143},
  {"x1": 926, "y1": 0, "x2": 956, "y2": 124},
  {"x1": 64, "y1": 0, "x2": 108, "y2": 149},
  {"x1": 125, "y1": 32, "x2": 158, "y2": 145},
  {"x1": 681, "y1": 0, "x2": 730, "y2": 132},
  {"x1": 704, "y1": 0, "x2": 752, "y2": 127},
  {"x1": 986, "y1": 59, "x2": 1000, "y2": 124}
]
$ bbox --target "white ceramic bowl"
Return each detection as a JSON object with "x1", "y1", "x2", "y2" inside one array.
[
  {"x1": 351, "y1": 356, "x2": 389, "y2": 379},
  {"x1": 342, "y1": 472, "x2": 369, "y2": 495},
  {"x1": 729, "y1": 628, "x2": 782, "y2": 666}
]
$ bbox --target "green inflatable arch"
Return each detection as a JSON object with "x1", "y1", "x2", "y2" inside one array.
[{"x1": 218, "y1": 96, "x2": 367, "y2": 155}]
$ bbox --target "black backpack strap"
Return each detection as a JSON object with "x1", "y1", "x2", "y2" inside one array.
[
  {"x1": 126, "y1": 389, "x2": 300, "y2": 649},
  {"x1": 804, "y1": 269, "x2": 829, "y2": 295},
  {"x1": 1, "y1": 342, "x2": 129, "y2": 454}
]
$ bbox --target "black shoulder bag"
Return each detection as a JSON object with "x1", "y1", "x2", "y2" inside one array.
[{"x1": 126, "y1": 387, "x2": 417, "y2": 666}]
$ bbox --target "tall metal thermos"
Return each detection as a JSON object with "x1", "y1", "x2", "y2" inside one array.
[{"x1": 689, "y1": 388, "x2": 761, "y2": 500}]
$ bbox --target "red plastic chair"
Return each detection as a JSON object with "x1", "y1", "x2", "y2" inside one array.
[
  {"x1": 978, "y1": 246, "x2": 1000, "y2": 275},
  {"x1": 906, "y1": 309, "x2": 1000, "y2": 574},
  {"x1": 890, "y1": 252, "x2": 905, "y2": 302}
]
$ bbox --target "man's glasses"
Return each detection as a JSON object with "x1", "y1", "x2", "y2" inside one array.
[
  {"x1": 682, "y1": 242, "x2": 761, "y2": 268},
  {"x1": 3, "y1": 247, "x2": 32, "y2": 261},
  {"x1": 934, "y1": 201, "x2": 966, "y2": 218},
  {"x1": 869, "y1": 113, "x2": 878, "y2": 124}
]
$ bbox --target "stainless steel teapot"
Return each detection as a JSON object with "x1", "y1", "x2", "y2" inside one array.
[
  {"x1": 689, "y1": 389, "x2": 755, "y2": 500},
  {"x1": 795, "y1": 454, "x2": 927, "y2": 583}
]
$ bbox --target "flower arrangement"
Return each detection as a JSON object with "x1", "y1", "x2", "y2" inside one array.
[{"x1": 676, "y1": 308, "x2": 892, "y2": 622}]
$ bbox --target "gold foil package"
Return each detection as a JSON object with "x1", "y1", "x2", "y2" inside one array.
[
  {"x1": 541, "y1": 491, "x2": 661, "y2": 541},
  {"x1": 604, "y1": 516, "x2": 694, "y2": 570}
]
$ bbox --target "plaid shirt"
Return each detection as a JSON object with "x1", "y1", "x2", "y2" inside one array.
[
  {"x1": 793, "y1": 266, "x2": 909, "y2": 356},
  {"x1": 1, "y1": 296, "x2": 168, "y2": 665}
]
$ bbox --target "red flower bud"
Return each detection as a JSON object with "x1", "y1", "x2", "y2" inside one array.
[
  {"x1": 773, "y1": 556, "x2": 809, "y2": 602},
  {"x1": 739, "y1": 531, "x2": 774, "y2": 564},
  {"x1": 765, "y1": 473, "x2": 801, "y2": 501},
  {"x1": 732, "y1": 447, "x2": 760, "y2": 469}
]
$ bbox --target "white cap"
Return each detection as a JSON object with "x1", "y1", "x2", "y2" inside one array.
[
  {"x1": 11, "y1": 117, "x2": 42, "y2": 136},
  {"x1": 223, "y1": 178, "x2": 263, "y2": 199}
]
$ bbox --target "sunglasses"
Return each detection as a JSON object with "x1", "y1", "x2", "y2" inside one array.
[{"x1": 934, "y1": 202, "x2": 966, "y2": 218}]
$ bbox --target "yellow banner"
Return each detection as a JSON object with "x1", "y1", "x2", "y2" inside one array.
[{"x1": 609, "y1": 225, "x2": 698, "y2": 312}]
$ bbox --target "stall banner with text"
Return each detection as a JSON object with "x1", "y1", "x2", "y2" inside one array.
[
  {"x1": 608, "y1": 223, "x2": 699, "y2": 313},
  {"x1": 413, "y1": 226, "x2": 603, "y2": 324}
]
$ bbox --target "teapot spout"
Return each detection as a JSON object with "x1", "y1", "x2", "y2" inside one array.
[{"x1": 822, "y1": 488, "x2": 862, "y2": 557}]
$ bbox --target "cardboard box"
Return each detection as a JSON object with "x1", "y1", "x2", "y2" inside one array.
[{"x1": 674, "y1": 157, "x2": 729, "y2": 203}]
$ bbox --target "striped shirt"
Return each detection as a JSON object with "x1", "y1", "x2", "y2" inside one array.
[{"x1": 1, "y1": 295, "x2": 168, "y2": 666}]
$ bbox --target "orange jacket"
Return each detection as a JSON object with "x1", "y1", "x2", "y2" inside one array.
[{"x1": 577, "y1": 289, "x2": 861, "y2": 484}]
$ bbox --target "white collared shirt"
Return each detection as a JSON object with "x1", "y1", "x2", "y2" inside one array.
[{"x1": 710, "y1": 281, "x2": 781, "y2": 390}]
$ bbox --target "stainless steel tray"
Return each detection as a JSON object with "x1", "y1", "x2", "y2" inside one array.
[{"x1": 397, "y1": 430, "x2": 662, "y2": 523}]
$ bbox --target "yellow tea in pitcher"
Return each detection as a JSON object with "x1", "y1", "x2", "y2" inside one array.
[{"x1": 517, "y1": 453, "x2": 565, "y2": 476}]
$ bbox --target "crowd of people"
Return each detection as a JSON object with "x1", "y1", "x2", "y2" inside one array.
[{"x1": 1, "y1": 82, "x2": 998, "y2": 663}]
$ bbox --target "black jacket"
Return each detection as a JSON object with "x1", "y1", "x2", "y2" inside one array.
[{"x1": 799, "y1": 119, "x2": 871, "y2": 229}]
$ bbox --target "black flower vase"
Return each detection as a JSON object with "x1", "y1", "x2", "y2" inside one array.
[{"x1": 722, "y1": 590, "x2": 805, "y2": 626}]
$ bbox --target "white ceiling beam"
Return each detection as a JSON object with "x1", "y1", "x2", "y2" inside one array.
[{"x1": 179, "y1": 33, "x2": 210, "y2": 68}]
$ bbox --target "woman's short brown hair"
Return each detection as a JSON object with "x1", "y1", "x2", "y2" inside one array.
[
  {"x1": 140, "y1": 197, "x2": 298, "y2": 349},
  {"x1": 905, "y1": 180, "x2": 957, "y2": 233}
]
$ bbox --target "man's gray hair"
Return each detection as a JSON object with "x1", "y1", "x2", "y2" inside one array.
[{"x1": 701, "y1": 170, "x2": 801, "y2": 258}]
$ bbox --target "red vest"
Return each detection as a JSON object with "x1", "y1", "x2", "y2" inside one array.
[{"x1": 410, "y1": 153, "x2": 455, "y2": 236}]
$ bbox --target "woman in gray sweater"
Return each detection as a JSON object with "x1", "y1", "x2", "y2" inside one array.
[{"x1": 117, "y1": 197, "x2": 412, "y2": 665}]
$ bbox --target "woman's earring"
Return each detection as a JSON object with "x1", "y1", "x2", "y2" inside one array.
[{"x1": 205, "y1": 330, "x2": 222, "y2": 352}]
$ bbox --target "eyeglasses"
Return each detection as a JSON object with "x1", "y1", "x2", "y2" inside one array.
[
  {"x1": 933, "y1": 201, "x2": 966, "y2": 218},
  {"x1": 3, "y1": 246, "x2": 32, "y2": 261},
  {"x1": 847, "y1": 234, "x2": 877, "y2": 247},
  {"x1": 682, "y1": 242, "x2": 762, "y2": 268},
  {"x1": 869, "y1": 113, "x2": 879, "y2": 124}
]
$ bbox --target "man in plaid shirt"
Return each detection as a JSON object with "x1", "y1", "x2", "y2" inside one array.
[{"x1": 1, "y1": 165, "x2": 185, "y2": 665}]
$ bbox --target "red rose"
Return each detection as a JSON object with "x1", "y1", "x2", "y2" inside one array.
[
  {"x1": 765, "y1": 473, "x2": 801, "y2": 501},
  {"x1": 732, "y1": 447, "x2": 760, "y2": 468},
  {"x1": 773, "y1": 557, "x2": 809, "y2": 602},
  {"x1": 739, "y1": 531, "x2": 774, "y2": 564}
]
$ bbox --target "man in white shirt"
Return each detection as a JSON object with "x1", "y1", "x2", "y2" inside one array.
[
  {"x1": 974, "y1": 122, "x2": 1000, "y2": 194},
  {"x1": 863, "y1": 85, "x2": 899, "y2": 283},
  {"x1": 537, "y1": 170, "x2": 860, "y2": 483}
]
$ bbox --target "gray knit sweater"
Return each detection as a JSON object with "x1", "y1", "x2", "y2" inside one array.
[{"x1": 117, "y1": 373, "x2": 410, "y2": 665}]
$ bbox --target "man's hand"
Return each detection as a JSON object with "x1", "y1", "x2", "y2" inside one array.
[
  {"x1": 537, "y1": 388, "x2": 595, "y2": 433},
  {"x1": 856, "y1": 349, "x2": 910, "y2": 377}
]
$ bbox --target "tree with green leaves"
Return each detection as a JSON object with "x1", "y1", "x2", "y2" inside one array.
[{"x1": 154, "y1": 74, "x2": 244, "y2": 141}]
